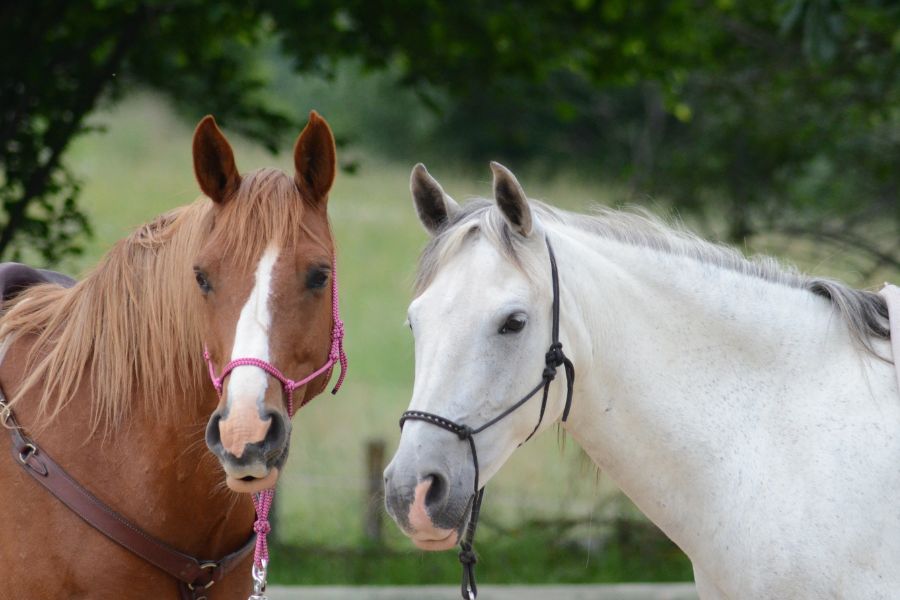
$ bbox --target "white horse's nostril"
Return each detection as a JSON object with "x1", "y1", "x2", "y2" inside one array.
[{"x1": 422, "y1": 473, "x2": 448, "y2": 508}]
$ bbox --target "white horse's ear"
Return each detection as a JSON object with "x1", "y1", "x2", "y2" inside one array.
[
  {"x1": 490, "y1": 161, "x2": 532, "y2": 237},
  {"x1": 411, "y1": 163, "x2": 460, "y2": 236}
]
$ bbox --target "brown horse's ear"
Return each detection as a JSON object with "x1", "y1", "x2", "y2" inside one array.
[
  {"x1": 294, "y1": 110, "x2": 336, "y2": 206},
  {"x1": 192, "y1": 116, "x2": 240, "y2": 204},
  {"x1": 491, "y1": 161, "x2": 532, "y2": 237},
  {"x1": 411, "y1": 163, "x2": 459, "y2": 236}
]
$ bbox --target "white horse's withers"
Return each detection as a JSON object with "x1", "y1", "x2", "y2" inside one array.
[{"x1": 383, "y1": 162, "x2": 900, "y2": 599}]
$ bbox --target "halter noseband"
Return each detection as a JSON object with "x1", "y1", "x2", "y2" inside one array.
[
  {"x1": 399, "y1": 236, "x2": 575, "y2": 600},
  {"x1": 202, "y1": 253, "x2": 348, "y2": 598}
]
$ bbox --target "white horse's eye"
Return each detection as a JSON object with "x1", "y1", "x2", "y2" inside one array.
[{"x1": 499, "y1": 313, "x2": 527, "y2": 334}]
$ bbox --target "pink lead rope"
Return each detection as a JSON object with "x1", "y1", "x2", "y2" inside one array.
[{"x1": 203, "y1": 255, "x2": 348, "y2": 599}]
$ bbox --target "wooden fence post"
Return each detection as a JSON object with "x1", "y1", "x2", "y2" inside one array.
[{"x1": 364, "y1": 439, "x2": 386, "y2": 544}]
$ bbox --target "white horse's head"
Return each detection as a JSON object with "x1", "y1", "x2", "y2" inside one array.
[{"x1": 383, "y1": 162, "x2": 573, "y2": 550}]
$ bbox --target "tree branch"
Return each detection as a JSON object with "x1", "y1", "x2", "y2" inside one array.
[{"x1": 0, "y1": 6, "x2": 152, "y2": 258}]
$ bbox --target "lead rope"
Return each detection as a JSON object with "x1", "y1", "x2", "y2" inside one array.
[
  {"x1": 204, "y1": 256, "x2": 347, "y2": 600},
  {"x1": 247, "y1": 393, "x2": 290, "y2": 600},
  {"x1": 459, "y1": 488, "x2": 484, "y2": 599},
  {"x1": 249, "y1": 489, "x2": 274, "y2": 599},
  {"x1": 399, "y1": 237, "x2": 575, "y2": 600},
  {"x1": 248, "y1": 257, "x2": 347, "y2": 600}
]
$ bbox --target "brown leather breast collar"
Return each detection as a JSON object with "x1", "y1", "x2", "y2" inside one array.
[{"x1": 1, "y1": 384, "x2": 255, "y2": 600}]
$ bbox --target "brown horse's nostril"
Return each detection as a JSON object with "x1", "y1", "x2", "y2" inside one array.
[
  {"x1": 262, "y1": 409, "x2": 287, "y2": 455},
  {"x1": 205, "y1": 411, "x2": 223, "y2": 453}
]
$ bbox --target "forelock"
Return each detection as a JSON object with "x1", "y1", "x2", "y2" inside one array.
[{"x1": 414, "y1": 199, "x2": 550, "y2": 296}]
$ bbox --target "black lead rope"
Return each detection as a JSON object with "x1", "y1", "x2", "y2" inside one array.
[{"x1": 399, "y1": 236, "x2": 575, "y2": 600}]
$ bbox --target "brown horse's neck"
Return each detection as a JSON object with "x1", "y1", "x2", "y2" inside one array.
[{"x1": 1, "y1": 334, "x2": 255, "y2": 560}]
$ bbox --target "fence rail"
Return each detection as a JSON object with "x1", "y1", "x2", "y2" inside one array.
[{"x1": 268, "y1": 584, "x2": 699, "y2": 600}]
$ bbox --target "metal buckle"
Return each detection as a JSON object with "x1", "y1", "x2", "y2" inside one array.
[
  {"x1": 17, "y1": 443, "x2": 37, "y2": 465},
  {"x1": 187, "y1": 562, "x2": 218, "y2": 591}
]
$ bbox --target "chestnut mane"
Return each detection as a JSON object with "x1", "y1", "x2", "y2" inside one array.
[{"x1": 0, "y1": 167, "x2": 321, "y2": 434}]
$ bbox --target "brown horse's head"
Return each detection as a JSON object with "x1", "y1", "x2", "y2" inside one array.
[{"x1": 191, "y1": 112, "x2": 341, "y2": 493}]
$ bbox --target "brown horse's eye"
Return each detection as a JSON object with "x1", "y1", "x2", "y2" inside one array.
[
  {"x1": 306, "y1": 269, "x2": 328, "y2": 290},
  {"x1": 194, "y1": 269, "x2": 212, "y2": 294}
]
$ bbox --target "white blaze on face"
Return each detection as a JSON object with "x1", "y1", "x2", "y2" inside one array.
[{"x1": 220, "y1": 244, "x2": 279, "y2": 458}]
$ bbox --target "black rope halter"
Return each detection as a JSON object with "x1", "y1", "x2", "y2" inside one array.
[{"x1": 399, "y1": 236, "x2": 575, "y2": 600}]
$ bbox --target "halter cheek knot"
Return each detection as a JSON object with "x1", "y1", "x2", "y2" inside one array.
[
  {"x1": 543, "y1": 343, "x2": 566, "y2": 380},
  {"x1": 330, "y1": 323, "x2": 345, "y2": 362},
  {"x1": 328, "y1": 316, "x2": 348, "y2": 394},
  {"x1": 456, "y1": 424, "x2": 474, "y2": 441},
  {"x1": 204, "y1": 347, "x2": 225, "y2": 394},
  {"x1": 545, "y1": 342, "x2": 565, "y2": 367}
]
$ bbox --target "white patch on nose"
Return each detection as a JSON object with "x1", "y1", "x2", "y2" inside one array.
[{"x1": 226, "y1": 244, "x2": 279, "y2": 420}]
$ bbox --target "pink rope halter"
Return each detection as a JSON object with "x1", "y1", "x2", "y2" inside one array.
[
  {"x1": 203, "y1": 256, "x2": 347, "y2": 415},
  {"x1": 202, "y1": 254, "x2": 348, "y2": 587}
]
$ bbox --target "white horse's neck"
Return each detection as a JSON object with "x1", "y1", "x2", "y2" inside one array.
[{"x1": 550, "y1": 224, "x2": 900, "y2": 597}]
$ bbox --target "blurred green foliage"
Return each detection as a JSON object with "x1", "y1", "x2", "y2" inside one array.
[
  {"x1": 1, "y1": 0, "x2": 898, "y2": 273},
  {"x1": 0, "y1": 1, "x2": 288, "y2": 261}
]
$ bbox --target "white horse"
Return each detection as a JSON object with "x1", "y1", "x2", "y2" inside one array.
[{"x1": 383, "y1": 161, "x2": 900, "y2": 599}]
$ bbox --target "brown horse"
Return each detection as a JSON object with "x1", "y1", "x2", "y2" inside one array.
[{"x1": 0, "y1": 112, "x2": 341, "y2": 598}]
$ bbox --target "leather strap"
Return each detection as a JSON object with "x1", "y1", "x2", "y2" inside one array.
[{"x1": 1, "y1": 385, "x2": 255, "y2": 597}]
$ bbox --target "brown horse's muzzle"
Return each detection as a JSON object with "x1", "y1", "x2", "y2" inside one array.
[{"x1": 205, "y1": 406, "x2": 290, "y2": 493}]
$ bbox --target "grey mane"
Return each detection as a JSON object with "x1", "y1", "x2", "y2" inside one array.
[{"x1": 416, "y1": 199, "x2": 890, "y2": 359}]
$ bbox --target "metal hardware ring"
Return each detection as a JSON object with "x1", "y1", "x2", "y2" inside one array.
[
  {"x1": 187, "y1": 562, "x2": 218, "y2": 591},
  {"x1": 17, "y1": 443, "x2": 36, "y2": 465}
]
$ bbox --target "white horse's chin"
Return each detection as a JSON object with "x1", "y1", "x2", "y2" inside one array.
[{"x1": 410, "y1": 530, "x2": 459, "y2": 551}]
